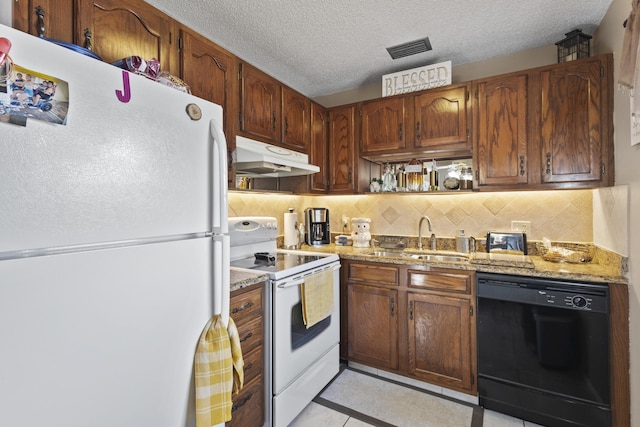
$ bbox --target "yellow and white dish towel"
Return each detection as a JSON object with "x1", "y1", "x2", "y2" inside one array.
[
  {"x1": 301, "y1": 268, "x2": 334, "y2": 328},
  {"x1": 194, "y1": 315, "x2": 244, "y2": 426}
]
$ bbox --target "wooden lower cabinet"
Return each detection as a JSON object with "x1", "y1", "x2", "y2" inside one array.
[
  {"x1": 228, "y1": 285, "x2": 265, "y2": 427},
  {"x1": 228, "y1": 376, "x2": 264, "y2": 427},
  {"x1": 347, "y1": 283, "x2": 399, "y2": 370},
  {"x1": 407, "y1": 292, "x2": 473, "y2": 391},
  {"x1": 344, "y1": 260, "x2": 477, "y2": 395}
]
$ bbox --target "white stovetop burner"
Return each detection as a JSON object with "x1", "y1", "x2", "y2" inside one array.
[{"x1": 228, "y1": 216, "x2": 338, "y2": 280}]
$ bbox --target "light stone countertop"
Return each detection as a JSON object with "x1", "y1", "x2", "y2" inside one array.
[
  {"x1": 295, "y1": 244, "x2": 628, "y2": 285},
  {"x1": 230, "y1": 268, "x2": 268, "y2": 292}
]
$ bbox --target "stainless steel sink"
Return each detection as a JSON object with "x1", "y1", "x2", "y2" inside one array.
[
  {"x1": 365, "y1": 250, "x2": 404, "y2": 258},
  {"x1": 363, "y1": 250, "x2": 469, "y2": 262},
  {"x1": 401, "y1": 253, "x2": 469, "y2": 262}
]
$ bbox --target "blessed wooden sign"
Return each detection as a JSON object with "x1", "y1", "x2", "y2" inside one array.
[{"x1": 382, "y1": 61, "x2": 452, "y2": 97}]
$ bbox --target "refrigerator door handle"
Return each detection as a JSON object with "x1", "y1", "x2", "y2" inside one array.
[
  {"x1": 210, "y1": 117, "x2": 228, "y2": 235},
  {"x1": 212, "y1": 233, "x2": 230, "y2": 325}
]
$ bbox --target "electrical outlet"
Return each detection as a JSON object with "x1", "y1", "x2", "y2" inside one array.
[
  {"x1": 342, "y1": 215, "x2": 350, "y2": 232},
  {"x1": 511, "y1": 220, "x2": 531, "y2": 235}
]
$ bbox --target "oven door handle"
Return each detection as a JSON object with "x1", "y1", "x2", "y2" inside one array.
[
  {"x1": 277, "y1": 278, "x2": 306, "y2": 289},
  {"x1": 276, "y1": 263, "x2": 341, "y2": 289}
]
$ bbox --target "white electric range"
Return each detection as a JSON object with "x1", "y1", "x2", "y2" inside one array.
[{"x1": 228, "y1": 217, "x2": 340, "y2": 427}]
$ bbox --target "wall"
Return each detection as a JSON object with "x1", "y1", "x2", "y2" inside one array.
[
  {"x1": 0, "y1": 3, "x2": 11, "y2": 27},
  {"x1": 313, "y1": 44, "x2": 557, "y2": 107},
  {"x1": 594, "y1": 185, "x2": 629, "y2": 255},
  {"x1": 596, "y1": 0, "x2": 640, "y2": 425},
  {"x1": 230, "y1": 189, "x2": 594, "y2": 242}
]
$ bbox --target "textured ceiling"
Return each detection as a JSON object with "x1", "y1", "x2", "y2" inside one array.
[{"x1": 145, "y1": 0, "x2": 613, "y2": 98}]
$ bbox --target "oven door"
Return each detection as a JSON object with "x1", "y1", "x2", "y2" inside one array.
[{"x1": 272, "y1": 261, "x2": 340, "y2": 395}]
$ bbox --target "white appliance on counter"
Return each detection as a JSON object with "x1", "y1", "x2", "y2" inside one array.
[
  {"x1": 228, "y1": 217, "x2": 341, "y2": 427},
  {"x1": 0, "y1": 25, "x2": 230, "y2": 427}
]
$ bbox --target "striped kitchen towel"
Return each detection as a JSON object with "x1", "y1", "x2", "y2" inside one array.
[
  {"x1": 226, "y1": 317, "x2": 244, "y2": 394},
  {"x1": 194, "y1": 315, "x2": 233, "y2": 426},
  {"x1": 301, "y1": 268, "x2": 334, "y2": 328}
]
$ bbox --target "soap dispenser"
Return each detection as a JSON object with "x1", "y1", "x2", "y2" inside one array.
[{"x1": 456, "y1": 230, "x2": 470, "y2": 253}]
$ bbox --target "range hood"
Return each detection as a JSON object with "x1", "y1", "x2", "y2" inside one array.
[{"x1": 235, "y1": 136, "x2": 319, "y2": 177}]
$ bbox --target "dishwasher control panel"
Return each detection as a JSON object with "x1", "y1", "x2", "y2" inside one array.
[
  {"x1": 538, "y1": 290, "x2": 596, "y2": 310},
  {"x1": 477, "y1": 273, "x2": 609, "y2": 314}
]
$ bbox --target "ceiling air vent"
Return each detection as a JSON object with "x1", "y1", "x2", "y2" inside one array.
[{"x1": 386, "y1": 37, "x2": 432, "y2": 59}]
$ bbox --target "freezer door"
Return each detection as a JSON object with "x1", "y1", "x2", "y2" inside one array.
[
  {"x1": 0, "y1": 25, "x2": 224, "y2": 252},
  {"x1": 0, "y1": 238, "x2": 216, "y2": 427}
]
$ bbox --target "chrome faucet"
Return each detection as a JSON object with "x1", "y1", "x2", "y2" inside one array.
[
  {"x1": 371, "y1": 239, "x2": 380, "y2": 250},
  {"x1": 418, "y1": 216, "x2": 436, "y2": 250}
]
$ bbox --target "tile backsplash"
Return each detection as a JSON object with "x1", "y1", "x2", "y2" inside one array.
[{"x1": 229, "y1": 189, "x2": 595, "y2": 243}]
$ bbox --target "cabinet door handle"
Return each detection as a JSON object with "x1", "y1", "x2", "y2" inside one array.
[
  {"x1": 84, "y1": 28, "x2": 93, "y2": 51},
  {"x1": 409, "y1": 300, "x2": 414, "y2": 320},
  {"x1": 399, "y1": 123, "x2": 403, "y2": 141},
  {"x1": 546, "y1": 152, "x2": 552, "y2": 175},
  {"x1": 519, "y1": 155, "x2": 526, "y2": 176},
  {"x1": 272, "y1": 111, "x2": 277, "y2": 131},
  {"x1": 416, "y1": 121, "x2": 421, "y2": 140},
  {"x1": 348, "y1": 167, "x2": 353, "y2": 184},
  {"x1": 240, "y1": 332, "x2": 253, "y2": 343},
  {"x1": 284, "y1": 117, "x2": 289, "y2": 136},
  {"x1": 390, "y1": 297, "x2": 395, "y2": 317},
  {"x1": 231, "y1": 393, "x2": 253, "y2": 412},
  {"x1": 232, "y1": 301, "x2": 253, "y2": 314},
  {"x1": 35, "y1": 6, "x2": 45, "y2": 38}
]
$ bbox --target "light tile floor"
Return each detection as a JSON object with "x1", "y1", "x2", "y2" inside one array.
[{"x1": 289, "y1": 368, "x2": 547, "y2": 427}]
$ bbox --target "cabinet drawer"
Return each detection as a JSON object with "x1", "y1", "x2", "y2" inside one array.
[
  {"x1": 242, "y1": 345, "x2": 263, "y2": 386},
  {"x1": 348, "y1": 263, "x2": 399, "y2": 285},
  {"x1": 407, "y1": 269, "x2": 473, "y2": 294},
  {"x1": 231, "y1": 286, "x2": 263, "y2": 324},
  {"x1": 227, "y1": 375, "x2": 264, "y2": 427},
  {"x1": 236, "y1": 316, "x2": 263, "y2": 354}
]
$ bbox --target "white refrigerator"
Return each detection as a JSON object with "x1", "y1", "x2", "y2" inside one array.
[{"x1": 0, "y1": 25, "x2": 230, "y2": 427}]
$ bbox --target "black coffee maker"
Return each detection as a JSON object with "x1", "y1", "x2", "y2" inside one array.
[{"x1": 304, "y1": 208, "x2": 330, "y2": 245}]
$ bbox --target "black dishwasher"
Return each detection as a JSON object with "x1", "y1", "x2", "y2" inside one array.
[{"x1": 476, "y1": 273, "x2": 610, "y2": 427}]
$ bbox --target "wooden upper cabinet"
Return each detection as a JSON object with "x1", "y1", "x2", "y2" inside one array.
[
  {"x1": 328, "y1": 105, "x2": 357, "y2": 193},
  {"x1": 412, "y1": 84, "x2": 471, "y2": 152},
  {"x1": 537, "y1": 55, "x2": 613, "y2": 186},
  {"x1": 178, "y1": 26, "x2": 236, "y2": 187},
  {"x1": 76, "y1": 0, "x2": 174, "y2": 72},
  {"x1": 179, "y1": 27, "x2": 233, "y2": 112},
  {"x1": 238, "y1": 62, "x2": 281, "y2": 144},
  {"x1": 309, "y1": 102, "x2": 329, "y2": 193},
  {"x1": 281, "y1": 86, "x2": 310, "y2": 152},
  {"x1": 13, "y1": 0, "x2": 74, "y2": 42},
  {"x1": 474, "y1": 73, "x2": 529, "y2": 187},
  {"x1": 360, "y1": 96, "x2": 407, "y2": 155}
]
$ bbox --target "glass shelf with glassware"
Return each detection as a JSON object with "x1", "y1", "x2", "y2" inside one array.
[{"x1": 368, "y1": 158, "x2": 474, "y2": 193}]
